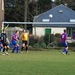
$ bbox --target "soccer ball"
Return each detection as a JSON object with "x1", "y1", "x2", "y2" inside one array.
[{"x1": 49, "y1": 14, "x2": 53, "y2": 18}]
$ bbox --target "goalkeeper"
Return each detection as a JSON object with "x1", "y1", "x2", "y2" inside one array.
[{"x1": 20, "y1": 29, "x2": 29, "y2": 53}]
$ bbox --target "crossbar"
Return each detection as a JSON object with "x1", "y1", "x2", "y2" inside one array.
[{"x1": 2, "y1": 21, "x2": 75, "y2": 30}]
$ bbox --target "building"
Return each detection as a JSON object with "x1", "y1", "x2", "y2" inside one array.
[
  {"x1": 0, "y1": 0, "x2": 4, "y2": 28},
  {"x1": 33, "y1": 4, "x2": 75, "y2": 37}
]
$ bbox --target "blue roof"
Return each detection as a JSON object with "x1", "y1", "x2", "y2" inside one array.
[{"x1": 34, "y1": 4, "x2": 75, "y2": 27}]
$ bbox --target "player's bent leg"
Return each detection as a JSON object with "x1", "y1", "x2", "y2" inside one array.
[
  {"x1": 26, "y1": 44, "x2": 28, "y2": 53},
  {"x1": 20, "y1": 43, "x2": 25, "y2": 53},
  {"x1": 66, "y1": 47, "x2": 69, "y2": 55},
  {"x1": 16, "y1": 44, "x2": 19, "y2": 53}
]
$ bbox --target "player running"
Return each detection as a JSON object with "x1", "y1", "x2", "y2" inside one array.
[
  {"x1": 11, "y1": 30, "x2": 19, "y2": 53},
  {"x1": 1, "y1": 29, "x2": 10, "y2": 55},
  {"x1": 61, "y1": 29, "x2": 69, "y2": 55}
]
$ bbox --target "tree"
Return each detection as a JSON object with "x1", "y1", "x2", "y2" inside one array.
[
  {"x1": 5, "y1": 0, "x2": 24, "y2": 22},
  {"x1": 29, "y1": 0, "x2": 39, "y2": 18},
  {"x1": 24, "y1": 0, "x2": 28, "y2": 29},
  {"x1": 38, "y1": 0, "x2": 52, "y2": 13},
  {"x1": 5, "y1": 0, "x2": 53, "y2": 22},
  {"x1": 55, "y1": 0, "x2": 75, "y2": 11}
]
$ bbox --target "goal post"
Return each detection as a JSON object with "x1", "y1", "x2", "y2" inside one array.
[
  {"x1": 2, "y1": 21, "x2": 75, "y2": 36},
  {"x1": 2, "y1": 21, "x2": 75, "y2": 47},
  {"x1": 2, "y1": 21, "x2": 75, "y2": 30}
]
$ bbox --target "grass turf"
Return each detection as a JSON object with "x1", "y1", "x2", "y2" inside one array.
[{"x1": 0, "y1": 50, "x2": 75, "y2": 75}]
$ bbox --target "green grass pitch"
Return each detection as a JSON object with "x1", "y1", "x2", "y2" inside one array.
[{"x1": 0, "y1": 50, "x2": 75, "y2": 75}]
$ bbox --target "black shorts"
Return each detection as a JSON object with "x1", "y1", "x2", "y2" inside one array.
[
  {"x1": 22, "y1": 40, "x2": 28, "y2": 45},
  {"x1": 2, "y1": 42, "x2": 8, "y2": 46}
]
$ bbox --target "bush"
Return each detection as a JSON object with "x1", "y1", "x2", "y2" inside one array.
[
  {"x1": 55, "y1": 33, "x2": 61, "y2": 38},
  {"x1": 54, "y1": 37, "x2": 62, "y2": 47},
  {"x1": 43, "y1": 34, "x2": 49, "y2": 45},
  {"x1": 43, "y1": 34, "x2": 54, "y2": 45},
  {"x1": 54, "y1": 33, "x2": 62, "y2": 47},
  {"x1": 33, "y1": 42, "x2": 46, "y2": 48},
  {"x1": 50, "y1": 34, "x2": 55, "y2": 42},
  {"x1": 29, "y1": 36, "x2": 38, "y2": 46},
  {"x1": 33, "y1": 43, "x2": 40, "y2": 48},
  {"x1": 68, "y1": 42, "x2": 75, "y2": 47},
  {"x1": 40, "y1": 42, "x2": 46, "y2": 48}
]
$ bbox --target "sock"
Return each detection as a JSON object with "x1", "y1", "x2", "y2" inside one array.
[
  {"x1": 66, "y1": 50, "x2": 68, "y2": 54},
  {"x1": 26, "y1": 46, "x2": 28, "y2": 52},
  {"x1": 21, "y1": 46, "x2": 24, "y2": 51},
  {"x1": 12, "y1": 46, "x2": 16, "y2": 53},
  {"x1": 3, "y1": 48, "x2": 5, "y2": 52},
  {"x1": 6, "y1": 47, "x2": 9, "y2": 52},
  {"x1": 16, "y1": 46, "x2": 19, "y2": 53},
  {"x1": 62, "y1": 48, "x2": 66, "y2": 52}
]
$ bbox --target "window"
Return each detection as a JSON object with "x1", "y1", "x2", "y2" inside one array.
[
  {"x1": 42, "y1": 19, "x2": 50, "y2": 22},
  {"x1": 70, "y1": 19, "x2": 75, "y2": 22}
]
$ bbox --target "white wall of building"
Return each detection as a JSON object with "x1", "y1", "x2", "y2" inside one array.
[
  {"x1": 33, "y1": 27, "x2": 45, "y2": 36},
  {"x1": 33, "y1": 27, "x2": 66, "y2": 37},
  {"x1": 51, "y1": 27, "x2": 66, "y2": 34}
]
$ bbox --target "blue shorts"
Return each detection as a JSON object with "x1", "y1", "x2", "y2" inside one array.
[
  {"x1": 62, "y1": 42, "x2": 68, "y2": 47},
  {"x1": 0, "y1": 42, "x2": 2, "y2": 44},
  {"x1": 0, "y1": 42, "x2": 2, "y2": 47},
  {"x1": 12, "y1": 40, "x2": 18, "y2": 46}
]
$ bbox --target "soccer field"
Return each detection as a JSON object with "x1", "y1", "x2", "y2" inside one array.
[{"x1": 0, "y1": 50, "x2": 75, "y2": 75}]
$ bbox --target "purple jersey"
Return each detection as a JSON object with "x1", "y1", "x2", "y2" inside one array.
[
  {"x1": 12, "y1": 33, "x2": 19, "y2": 41},
  {"x1": 61, "y1": 32, "x2": 68, "y2": 42},
  {"x1": 72, "y1": 34, "x2": 75, "y2": 39}
]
